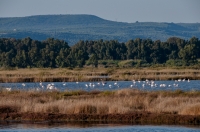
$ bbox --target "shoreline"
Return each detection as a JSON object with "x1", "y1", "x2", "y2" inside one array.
[{"x1": 1, "y1": 112, "x2": 200, "y2": 125}]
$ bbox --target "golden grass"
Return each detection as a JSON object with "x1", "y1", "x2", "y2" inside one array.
[
  {"x1": 0, "y1": 67, "x2": 200, "y2": 82},
  {"x1": 0, "y1": 88, "x2": 200, "y2": 116}
]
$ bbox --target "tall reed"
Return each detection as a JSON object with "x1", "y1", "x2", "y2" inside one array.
[{"x1": 0, "y1": 89, "x2": 200, "y2": 116}]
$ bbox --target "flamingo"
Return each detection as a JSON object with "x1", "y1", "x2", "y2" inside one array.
[
  {"x1": 39, "y1": 81, "x2": 42, "y2": 86},
  {"x1": 173, "y1": 83, "x2": 179, "y2": 87},
  {"x1": 5, "y1": 88, "x2": 11, "y2": 91},
  {"x1": 92, "y1": 83, "x2": 95, "y2": 88},
  {"x1": 160, "y1": 84, "x2": 166, "y2": 87},
  {"x1": 142, "y1": 84, "x2": 145, "y2": 87},
  {"x1": 47, "y1": 83, "x2": 57, "y2": 90}
]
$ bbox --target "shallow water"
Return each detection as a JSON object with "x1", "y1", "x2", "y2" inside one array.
[
  {"x1": 0, "y1": 122, "x2": 200, "y2": 132},
  {"x1": 0, "y1": 80, "x2": 200, "y2": 91}
]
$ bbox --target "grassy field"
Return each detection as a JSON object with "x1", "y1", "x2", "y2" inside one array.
[
  {"x1": 0, "y1": 88, "x2": 200, "y2": 116},
  {"x1": 0, "y1": 67, "x2": 200, "y2": 82}
]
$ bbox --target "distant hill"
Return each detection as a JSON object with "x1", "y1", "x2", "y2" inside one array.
[{"x1": 0, "y1": 14, "x2": 200, "y2": 45}]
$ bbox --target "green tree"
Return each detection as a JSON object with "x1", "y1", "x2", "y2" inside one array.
[
  {"x1": 88, "y1": 54, "x2": 98, "y2": 67},
  {"x1": 178, "y1": 44, "x2": 198, "y2": 65},
  {"x1": 13, "y1": 50, "x2": 27, "y2": 68}
]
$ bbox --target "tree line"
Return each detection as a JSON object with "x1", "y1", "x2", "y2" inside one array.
[{"x1": 0, "y1": 37, "x2": 199, "y2": 68}]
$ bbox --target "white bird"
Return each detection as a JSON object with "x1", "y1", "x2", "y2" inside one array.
[
  {"x1": 36, "y1": 88, "x2": 40, "y2": 91},
  {"x1": 173, "y1": 83, "x2": 179, "y2": 87},
  {"x1": 160, "y1": 84, "x2": 166, "y2": 87},
  {"x1": 22, "y1": 83, "x2": 25, "y2": 87},
  {"x1": 5, "y1": 88, "x2": 11, "y2": 91},
  {"x1": 49, "y1": 86, "x2": 54, "y2": 90},
  {"x1": 92, "y1": 83, "x2": 95, "y2": 88},
  {"x1": 109, "y1": 84, "x2": 112, "y2": 88},
  {"x1": 47, "y1": 83, "x2": 57, "y2": 90},
  {"x1": 39, "y1": 81, "x2": 42, "y2": 86},
  {"x1": 101, "y1": 82, "x2": 106, "y2": 86}
]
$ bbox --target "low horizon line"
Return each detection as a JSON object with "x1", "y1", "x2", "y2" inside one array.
[{"x1": 0, "y1": 14, "x2": 199, "y2": 24}]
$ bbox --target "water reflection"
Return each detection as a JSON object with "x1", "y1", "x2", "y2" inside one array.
[
  {"x1": 1, "y1": 121, "x2": 200, "y2": 130},
  {"x1": 0, "y1": 121, "x2": 130, "y2": 129}
]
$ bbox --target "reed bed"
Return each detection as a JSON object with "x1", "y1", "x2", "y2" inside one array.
[
  {"x1": 0, "y1": 68, "x2": 200, "y2": 82},
  {"x1": 0, "y1": 88, "x2": 200, "y2": 116}
]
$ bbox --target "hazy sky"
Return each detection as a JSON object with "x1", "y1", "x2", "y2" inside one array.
[{"x1": 0, "y1": 0, "x2": 199, "y2": 23}]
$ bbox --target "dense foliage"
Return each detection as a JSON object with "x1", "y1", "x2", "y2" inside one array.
[{"x1": 0, "y1": 37, "x2": 199, "y2": 68}]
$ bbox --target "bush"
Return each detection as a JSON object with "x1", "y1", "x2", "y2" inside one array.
[
  {"x1": 166, "y1": 59, "x2": 185, "y2": 67},
  {"x1": 118, "y1": 60, "x2": 135, "y2": 68}
]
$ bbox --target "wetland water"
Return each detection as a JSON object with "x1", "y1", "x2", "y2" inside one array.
[
  {"x1": 0, "y1": 80, "x2": 200, "y2": 91},
  {"x1": 0, "y1": 122, "x2": 200, "y2": 132}
]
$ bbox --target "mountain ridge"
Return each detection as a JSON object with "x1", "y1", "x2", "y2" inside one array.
[{"x1": 0, "y1": 14, "x2": 200, "y2": 45}]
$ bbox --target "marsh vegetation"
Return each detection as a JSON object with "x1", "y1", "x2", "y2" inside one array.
[
  {"x1": 0, "y1": 67, "x2": 200, "y2": 82},
  {"x1": 0, "y1": 88, "x2": 200, "y2": 123}
]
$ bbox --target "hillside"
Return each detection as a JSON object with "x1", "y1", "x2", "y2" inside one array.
[{"x1": 0, "y1": 14, "x2": 200, "y2": 45}]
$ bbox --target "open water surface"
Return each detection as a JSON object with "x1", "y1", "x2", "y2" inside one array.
[
  {"x1": 0, "y1": 80, "x2": 200, "y2": 91},
  {"x1": 0, "y1": 122, "x2": 200, "y2": 132}
]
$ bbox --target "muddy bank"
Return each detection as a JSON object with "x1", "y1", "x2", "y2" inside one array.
[{"x1": 0, "y1": 112, "x2": 200, "y2": 125}]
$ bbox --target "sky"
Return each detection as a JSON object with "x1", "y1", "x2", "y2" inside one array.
[{"x1": 0, "y1": 0, "x2": 199, "y2": 23}]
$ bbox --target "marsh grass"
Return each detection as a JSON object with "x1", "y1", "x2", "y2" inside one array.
[
  {"x1": 0, "y1": 68, "x2": 200, "y2": 82},
  {"x1": 0, "y1": 88, "x2": 200, "y2": 116}
]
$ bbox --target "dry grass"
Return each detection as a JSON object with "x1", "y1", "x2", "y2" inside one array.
[
  {"x1": 0, "y1": 88, "x2": 200, "y2": 116},
  {"x1": 0, "y1": 67, "x2": 200, "y2": 82}
]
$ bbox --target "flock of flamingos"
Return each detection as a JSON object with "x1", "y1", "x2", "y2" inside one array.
[{"x1": 2, "y1": 78, "x2": 191, "y2": 92}]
